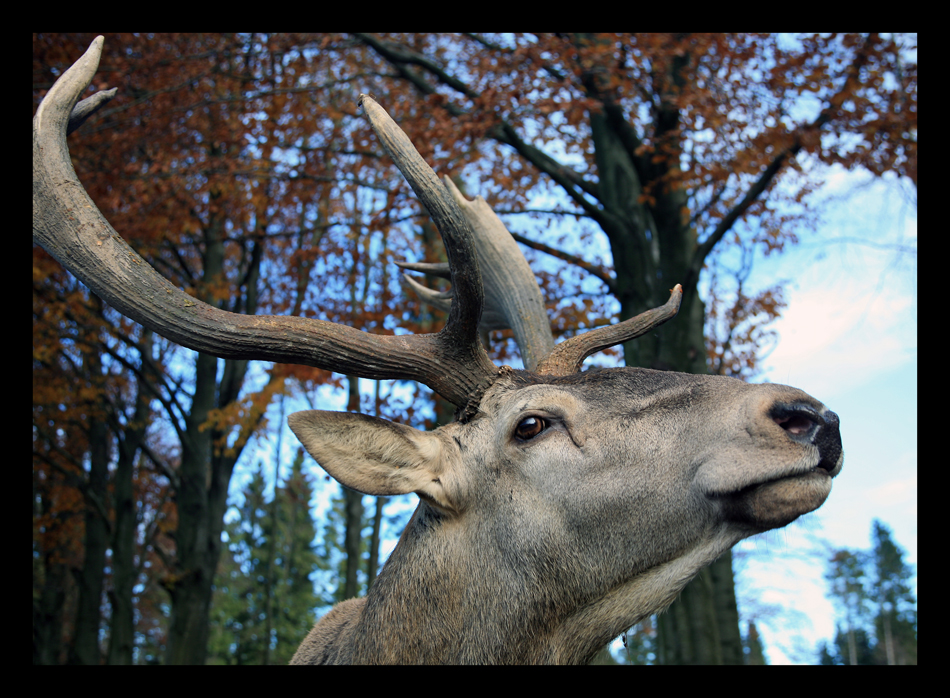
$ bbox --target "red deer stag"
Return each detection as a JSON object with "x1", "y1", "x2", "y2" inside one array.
[{"x1": 33, "y1": 38, "x2": 843, "y2": 664}]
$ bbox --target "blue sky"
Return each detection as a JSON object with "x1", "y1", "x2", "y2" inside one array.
[{"x1": 727, "y1": 166, "x2": 917, "y2": 663}]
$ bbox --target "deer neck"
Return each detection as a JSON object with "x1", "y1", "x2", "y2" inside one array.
[{"x1": 349, "y1": 502, "x2": 577, "y2": 664}]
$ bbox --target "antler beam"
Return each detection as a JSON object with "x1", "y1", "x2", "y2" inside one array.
[{"x1": 33, "y1": 37, "x2": 497, "y2": 411}]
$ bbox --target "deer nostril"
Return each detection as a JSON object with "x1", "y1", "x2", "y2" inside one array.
[
  {"x1": 770, "y1": 403, "x2": 821, "y2": 441},
  {"x1": 769, "y1": 404, "x2": 842, "y2": 473},
  {"x1": 774, "y1": 413, "x2": 815, "y2": 436}
]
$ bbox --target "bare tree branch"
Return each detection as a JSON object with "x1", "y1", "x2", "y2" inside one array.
[
  {"x1": 686, "y1": 34, "x2": 880, "y2": 290},
  {"x1": 510, "y1": 232, "x2": 617, "y2": 293}
]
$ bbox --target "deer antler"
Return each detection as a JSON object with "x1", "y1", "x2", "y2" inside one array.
[
  {"x1": 33, "y1": 37, "x2": 497, "y2": 413},
  {"x1": 399, "y1": 177, "x2": 556, "y2": 371},
  {"x1": 398, "y1": 179, "x2": 682, "y2": 375},
  {"x1": 535, "y1": 285, "x2": 683, "y2": 375}
]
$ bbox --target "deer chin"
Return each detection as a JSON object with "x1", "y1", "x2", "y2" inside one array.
[
  {"x1": 720, "y1": 468, "x2": 835, "y2": 530},
  {"x1": 695, "y1": 425, "x2": 842, "y2": 532}
]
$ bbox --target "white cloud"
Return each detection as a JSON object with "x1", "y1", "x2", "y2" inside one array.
[{"x1": 765, "y1": 281, "x2": 914, "y2": 395}]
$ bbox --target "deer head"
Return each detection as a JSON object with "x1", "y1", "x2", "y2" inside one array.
[{"x1": 33, "y1": 38, "x2": 843, "y2": 664}]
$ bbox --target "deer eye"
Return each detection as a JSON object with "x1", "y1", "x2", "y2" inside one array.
[{"x1": 514, "y1": 416, "x2": 547, "y2": 441}]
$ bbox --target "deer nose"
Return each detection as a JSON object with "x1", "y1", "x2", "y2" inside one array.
[
  {"x1": 814, "y1": 410, "x2": 843, "y2": 473},
  {"x1": 771, "y1": 404, "x2": 843, "y2": 474}
]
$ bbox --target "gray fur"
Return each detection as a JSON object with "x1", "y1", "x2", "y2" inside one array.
[{"x1": 289, "y1": 368, "x2": 842, "y2": 664}]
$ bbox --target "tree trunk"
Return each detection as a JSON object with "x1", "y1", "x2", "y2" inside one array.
[
  {"x1": 165, "y1": 351, "x2": 219, "y2": 665},
  {"x1": 342, "y1": 375, "x2": 365, "y2": 600},
  {"x1": 68, "y1": 337, "x2": 109, "y2": 665},
  {"x1": 109, "y1": 330, "x2": 155, "y2": 664},
  {"x1": 164, "y1": 194, "x2": 258, "y2": 663}
]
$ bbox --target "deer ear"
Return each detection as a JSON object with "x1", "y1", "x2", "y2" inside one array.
[{"x1": 288, "y1": 410, "x2": 458, "y2": 510}]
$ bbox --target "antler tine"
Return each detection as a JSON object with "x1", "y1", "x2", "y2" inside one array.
[
  {"x1": 400, "y1": 267, "x2": 511, "y2": 333},
  {"x1": 67, "y1": 87, "x2": 118, "y2": 135},
  {"x1": 396, "y1": 260, "x2": 451, "y2": 280},
  {"x1": 359, "y1": 96, "x2": 498, "y2": 413},
  {"x1": 359, "y1": 97, "x2": 486, "y2": 350},
  {"x1": 33, "y1": 38, "x2": 497, "y2": 412},
  {"x1": 536, "y1": 285, "x2": 683, "y2": 376},
  {"x1": 391, "y1": 175, "x2": 557, "y2": 371},
  {"x1": 440, "y1": 177, "x2": 555, "y2": 371}
]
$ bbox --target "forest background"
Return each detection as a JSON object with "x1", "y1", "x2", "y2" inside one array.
[{"x1": 33, "y1": 33, "x2": 916, "y2": 665}]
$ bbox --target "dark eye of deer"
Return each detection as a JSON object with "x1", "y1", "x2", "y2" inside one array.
[{"x1": 515, "y1": 416, "x2": 546, "y2": 441}]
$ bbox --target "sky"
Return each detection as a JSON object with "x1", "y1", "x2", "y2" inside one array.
[{"x1": 725, "y1": 167, "x2": 917, "y2": 664}]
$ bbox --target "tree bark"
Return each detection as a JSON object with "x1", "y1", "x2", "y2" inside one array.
[{"x1": 68, "y1": 331, "x2": 110, "y2": 665}]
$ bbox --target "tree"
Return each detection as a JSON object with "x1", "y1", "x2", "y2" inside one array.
[
  {"x1": 822, "y1": 520, "x2": 916, "y2": 664},
  {"x1": 825, "y1": 548, "x2": 869, "y2": 665},
  {"x1": 33, "y1": 33, "x2": 350, "y2": 663},
  {"x1": 209, "y1": 450, "x2": 321, "y2": 664},
  {"x1": 33, "y1": 253, "x2": 174, "y2": 664},
  {"x1": 743, "y1": 621, "x2": 767, "y2": 665},
  {"x1": 819, "y1": 626, "x2": 877, "y2": 665},
  {"x1": 869, "y1": 520, "x2": 917, "y2": 665}
]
